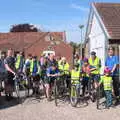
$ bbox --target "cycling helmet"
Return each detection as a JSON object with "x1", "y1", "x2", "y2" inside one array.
[
  {"x1": 83, "y1": 58, "x2": 88, "y2": 63},
  {"x1": 104, "y1": 68, "x2": 111, "y2": 74},
  {"x1": 91, "y1": 51, "x2": 96, "y2": 55}
]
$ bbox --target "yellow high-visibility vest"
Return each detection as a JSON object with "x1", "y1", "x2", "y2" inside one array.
[
  {"x1": 58, "y1": 60, "x2": 62, "y2": 69},
  {"x1": 59, "y1": 62, "x2": 70, "y2": 75},
  {"x1": 30, "y1": 60, "x2": 40, "y2": 75},
  {"x1": 89, "y1": 57, "x2": 100, "y2": 74},
  {"x1": 15, "y1": 55, "x2": 21, "y2": 69},
  {"x1": 71, "y1": 70, "x2": 80, "y2": 84},
  {"x1": 100, "y1": 76, "x2": 113, "y2": 90}
]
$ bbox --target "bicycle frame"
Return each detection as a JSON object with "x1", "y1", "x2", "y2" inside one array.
[
  {"x1": 70, "y1": 77, "x2": 81, "y2": 107},
  {"x1": 48, "y1": 75, "x2": 66, "y2": 106},
  {"x1": 13, "y1": 73, "x2": 30, "y2": 103},
  {"x1": 13, "y1": 75, "x2": 20, "y2": 103},
  {"x1": 88, "y1": 74, "x2": 100, "y2": 102}
]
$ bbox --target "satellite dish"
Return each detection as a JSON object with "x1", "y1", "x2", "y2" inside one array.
[
  {"x1": 56, "y1": 41, "x2": 60, "y2": 45},
  {"x1": 45, "y1": 36, "x2": 51, "y2": 42}
]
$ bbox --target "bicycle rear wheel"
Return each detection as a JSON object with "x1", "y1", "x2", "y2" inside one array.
[
  {"x1": 15, "y1": 81, "x2": 29, "y2": 104},
  {"x1": 40, "y1": 79, "x2": 47, "y2": 97},
  {"x1": 96, "y1": 85, "x2": 105, "y2": 109},
  {"x1": 14, "y1": 82, "x2": 20, "y2": 103},
  {"x1": 88, "y1": 78, "x2": 96, "y2": 102},
  {"x1": 21, "y1": 82, "x2": 30, "y2": 101},
  {"x1": 27, "y1": 76, "x2": 32, "y2": 97},
  {"x1": 96, "y1": 87, "x2": 100, "y2": 109}
]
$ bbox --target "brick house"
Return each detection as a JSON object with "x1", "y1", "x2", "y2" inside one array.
[{"x1": 0, "y1": 32, "x2": 72, "y2": 64}]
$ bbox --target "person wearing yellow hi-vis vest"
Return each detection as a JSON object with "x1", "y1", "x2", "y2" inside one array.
[
  {"x1": 71, "y1": 65, "x2": 80, "y2": 85},
  {"x1": 23, "y1": 54, "x2": 32, "y2": 76},
  {"x1": 15, "y1": 52, "x2": 25, "y2": 73},
  {"x1": 30, "y1": 56, "x2": 41, "y2": 95},
  {"x1": 58, "y1": 59, "x2": 62, "y2": 69},
  {"x1": 59, "y1": 57, "x2": 70, "y2": 88},
  {"x1": 59, "y1": 57, "x2": 70, "y2": 75},
  {"x1": 71, "y1": 64, "x2": 81, "y2": 98},
  {"x1": 97, "y1": 68, "x2": 113, "y2": 108},
  {"x1": 30, "y1": 56, "x2": 40, "y2": 76},
  {"x1": 88, "y1": 51, "x2": 101, "y2": 88},
  {"x1": 77, "y1": 56, "x2": 84, "y2": 72}
]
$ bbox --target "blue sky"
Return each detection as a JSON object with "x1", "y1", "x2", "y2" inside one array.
[{"x1": 0, "y1": 0, "x2": 120, "y2": 43}]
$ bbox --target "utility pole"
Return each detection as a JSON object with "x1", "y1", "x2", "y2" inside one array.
[{"x1": 79, "y1": 25, "x2": 84, "y2": 58}]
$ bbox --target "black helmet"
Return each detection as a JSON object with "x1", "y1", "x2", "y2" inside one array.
[{"x1": 91, "y1": 51, "x2": 96, "y2": 55}]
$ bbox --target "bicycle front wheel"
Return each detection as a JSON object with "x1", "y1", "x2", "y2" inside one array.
[
  {"x1": 54, "y1": 79, "x2": 59, "y2": 106},
  {"x1": 70, "y1": 85, "x2": 78, "y2": 107},
  {"x1": 14, "y1": 83, "x2": 20, "y2": 103}
]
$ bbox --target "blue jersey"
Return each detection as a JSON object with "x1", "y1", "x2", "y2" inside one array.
[
  {"x1": 46, "y1": 67, "x2": 59, "y2": 75},
  {"x1": 105, "y1": 55, "x2": 119, "y2": 75}
]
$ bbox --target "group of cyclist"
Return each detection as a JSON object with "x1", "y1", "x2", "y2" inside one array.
[
  {"x1": 0, "y1": 46, "x2": 120, "y2": 109},
  {"x1": 0, "y1": 48, "x2": 70, "y2": 101}
]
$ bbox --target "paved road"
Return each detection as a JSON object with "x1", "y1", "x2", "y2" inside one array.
[{"x1": 0, "y1": 97, "x2": 120, "y2": 120}]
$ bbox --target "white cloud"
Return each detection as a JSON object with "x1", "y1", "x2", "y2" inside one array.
[{"x1": 70, "y1": 3, "x2": 89, "y2": 12}]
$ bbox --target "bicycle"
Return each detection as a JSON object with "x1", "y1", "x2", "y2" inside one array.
[
  {"x1": 0, "y1": 73, "x2": 7, "y2": 94},
  {"x1": 96, "y1": 74, "x2": 115, "y2": 109},
  {"x1": 54, "y1": 76, "x2": 59, "y2": 106},
  {"x1": 59, "y1": 70, "x2": 71, "y2": 95},
  {"x1": 13, "y1": 73, "x2": 29, "y2": 103},
  {"x1": 96, "y1": 84, "x2": 105, "y2": 109},
  {"x1": 54, "y1": 70, "x2": 71, "y2": 106},
  {"x1": 48, "y1": 75, "x2": 65, "y2": 106},
  {"x1": 88, "y1": 74, "x2": 100, "y2": 102},
  {"x1": 70, "y1": 77, "x2": 84, "y2": 107}
]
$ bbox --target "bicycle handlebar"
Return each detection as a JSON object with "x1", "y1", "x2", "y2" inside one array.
[
  {"x1": 71, "y1": 77, "x2": 82, "y2": 82},
  {"x1": 59, "y1": 70, "x2": 70, "y2": 73}
]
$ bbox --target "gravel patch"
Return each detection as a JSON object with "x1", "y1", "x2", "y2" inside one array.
[{"x1": 0, "y1": 98, "x2": 120, "y2": 120}]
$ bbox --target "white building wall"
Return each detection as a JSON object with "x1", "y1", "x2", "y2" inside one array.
[{"x1": 89, "y1": 14, "x2": 106, "y2": 73}]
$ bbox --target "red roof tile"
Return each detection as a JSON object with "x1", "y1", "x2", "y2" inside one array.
[
  {"x1": 0, "y1": 32, "x2": 72, "y2": 64},
  {"x1": 94, "y1": 3, "x2": 120, "y2": 39}
]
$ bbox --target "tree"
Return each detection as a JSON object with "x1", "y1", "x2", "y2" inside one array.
[
  {"x1": 70, "y1": 41, "x2": 84, "y2": 57},
  {"x1": 10, "y1": 23, "x2": 40, "y2": 32},
  {"x1": 69, "y1": 42, "x2": 80, "y2": 54}
]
